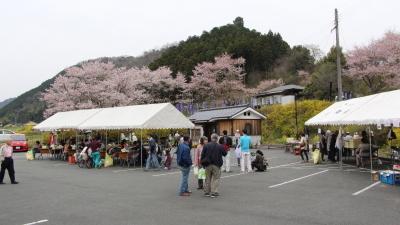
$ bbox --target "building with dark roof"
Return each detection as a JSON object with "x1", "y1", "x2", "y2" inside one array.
[
  {"x1": 253, "y1": 84, "x2": 304, "y2": 107},
  {"x1": 189, "y1": 105, "x2": 266, "y2": 144}
]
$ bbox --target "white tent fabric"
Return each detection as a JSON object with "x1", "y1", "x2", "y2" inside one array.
[
  {"x1": 305, "y1": 89, "x2": 400, "y2": 127},
  {"x1": 34, "y1": 108, "x2": 102, "y2": 131},
  {"x1": 77, "y1": 103, "x2": 195, "y2": 130},
  {"x1": 35, "y1": 103, "x2": 194, "y2": 131}
]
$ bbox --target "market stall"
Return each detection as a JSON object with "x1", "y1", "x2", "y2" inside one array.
[
  {"x1": 305, "y1": 89, "x2": 400, "y2": 177},
  {"x1": 34, "y1": 103, "x2": 195, "y2": 167}
]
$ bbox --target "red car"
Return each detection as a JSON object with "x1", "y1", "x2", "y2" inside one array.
[{"x1": 11, "y1": 134, "x2": 29, "y2": 152}]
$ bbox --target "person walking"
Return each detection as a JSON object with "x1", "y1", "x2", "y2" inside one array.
[
  {"x1": 201, "y1": 133, "x2": 227, "y2": 198},
  {"x1": 177, "y1": 136, "x2": 192, "y2": 196},
  {"x1": 219, "y1": 130, "x2": 233, "y2": 173},
  {"x1": 240, "y1": 129, "x2": 252, "y2": 173},
  {"x1": 0, "y1": 141, "x2": 18, "y2": 184}
]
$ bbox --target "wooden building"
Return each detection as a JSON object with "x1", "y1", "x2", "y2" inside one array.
[{"x1": 189, "y1": 105, "x2": 266, "y2": 143}]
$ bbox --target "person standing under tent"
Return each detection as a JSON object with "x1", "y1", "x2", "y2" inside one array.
[
  {"x1": 219, "y1": 130, "x2": 233, "y2": 173},
  {"x1": 240, "y1": 129, "x2": 252, "y2": 173},
  {"x1": 318, "y1": 130, "x2": 327, "y2": 161},
  {"x1": 89, "y1": 137, "x2": 102, "y2": 168},
  {"x1": 176, "y1": 136, "x2": 192, "y2": 196},
  {"x1": 0, "y1": 141, "x2": 18, "y2": 184},
  {"x1": 201, "y1": 133, "x2": 226, "y2": 198},
  {"x1": 329, "y1": 131, "x2": 338, "y2": 162}
]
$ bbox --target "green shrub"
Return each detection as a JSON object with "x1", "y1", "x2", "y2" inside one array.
[{"x1": 259, "y1": 100, "x2": 332, "y2": 144}]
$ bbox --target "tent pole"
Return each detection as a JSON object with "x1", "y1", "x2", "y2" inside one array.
[
  {"x1": 339, "y1": 126, "x2": 343, "y2": 170},
  {"x1": 141, "y1": 129, "x2": 143, "y2": 169},
  {"x1": 369, "y1": 126, "x2": 373, "y2": 178},
  {"x1": 105, "y1": 130, "x2": 108, "y2": 146}
]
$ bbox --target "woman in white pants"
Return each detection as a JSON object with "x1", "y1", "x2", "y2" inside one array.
[
  {"x1": 240, "y1": 129, "x2": 252, "y2": 172},
  {"x1": 240, "y1": 152, "x2": 252, "y2": 172}
]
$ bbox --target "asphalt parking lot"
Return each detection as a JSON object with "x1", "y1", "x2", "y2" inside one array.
[{"x1": 1, "y1": 149, "x2": 399, "y2": 225}]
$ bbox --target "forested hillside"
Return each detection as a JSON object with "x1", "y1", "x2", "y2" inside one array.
[{"x1": 149, "y1": 17, "x2": 291, "y2": 85}]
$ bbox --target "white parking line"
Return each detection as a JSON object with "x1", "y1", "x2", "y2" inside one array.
[
  {"x1": 23, "y1": 219, "x2": 48, "y2": 225},
  {"x1": 269, "y1": 161, "x2": 302, "y2": 169},
  {"x1": 221, "y1": 173, "x2": 245, "y2": 179},
  {"x1": 152, "y1": 171, "x2": 180, "y2": 177},
  {"x1": 269, "y1": 169, "x2": 329, "y2": 188},
  {"x1": 352, "y1": 181, "x2": 381, "y2": 196},
  {"x1": 112, "y1": 168, "x2": 137, "y2": 173}
]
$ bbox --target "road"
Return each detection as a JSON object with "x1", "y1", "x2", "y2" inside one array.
[{"x1": 1, "y1": 149, "x2": 399, "y2": 225}]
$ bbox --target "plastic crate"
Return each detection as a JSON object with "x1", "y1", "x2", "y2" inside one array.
[{"x1": 380, "y1": 171, "x2": 400, "y2": 185}]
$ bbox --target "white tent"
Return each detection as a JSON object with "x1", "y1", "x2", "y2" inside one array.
[
  {"x1": 35, "y1": 103, "x2": 194, "y2": 131},
  {"x1": 34, "y1": 108, "x2": 102, "y2": 131},
  {"x1": 77, "y1": 103, "x2": 194, "y2": 130},
  {"x1": 305, "y1": 89, "x2": 400, "y2": 173},
  {"x1": 305, "y1": 89, "x2": 400, "y2": 127}
]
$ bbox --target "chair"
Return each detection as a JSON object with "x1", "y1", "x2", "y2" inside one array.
[
  {"x1": 39, "y1": 148, "x2": 51, "y2": 160},
  {"x1": 118, "y1": 152, "x2": 130, "y2": 167}
]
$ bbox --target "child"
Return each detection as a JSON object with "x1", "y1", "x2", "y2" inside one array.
[
  {"x1": 197, "y1": 167, "x2": 206, "y2": 189},
  {"x1": 164, "y1": 149, "x2": 172, "y2": 170},
  {"x1": 235, "y1": 144, "x2": 241, "y2": 167}
]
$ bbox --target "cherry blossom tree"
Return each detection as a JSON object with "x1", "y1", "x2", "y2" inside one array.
[
  {"x1": 42, "y1": 61, "x2": 185, "y2": 117},
  {"x1": 346, "y1": 32, "x2": 400, "y2": 93},
  {"x1": 185, "y1": 53, "x2": 248, "y2": 105}
]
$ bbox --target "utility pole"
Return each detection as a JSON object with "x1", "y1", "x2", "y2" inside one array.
[{"x1": 334, "y1": 8, "x2": 343, "y2": 101}]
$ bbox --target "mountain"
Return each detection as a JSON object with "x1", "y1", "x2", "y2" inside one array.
[
  {"x1": 0, "y1": 49, "x2": 165, "y2": 124},
  {"x1": 149, "y1": 17, "x2": 290, "y2": 85},
  {"x1": 0, "y1": 17, "x2": 311, "y2": 124},
  {"x1": 0, "y1": 98, "x2": 15, "y2": 109}
]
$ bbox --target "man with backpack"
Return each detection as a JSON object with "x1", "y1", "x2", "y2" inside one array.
[{"x1": 219, "y1": 130, "x2": 233, "y2": 172}]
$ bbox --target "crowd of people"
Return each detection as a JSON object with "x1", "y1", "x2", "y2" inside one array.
[
  {"x1": 176, "y1": 129, "x2": 267, "y2": 198},
  {"x1": 297, "y1": 129, "x2": 379, "y2": 167},
  {"x1": 24, "y1": 129, "x2": 268, "y2": 197}
]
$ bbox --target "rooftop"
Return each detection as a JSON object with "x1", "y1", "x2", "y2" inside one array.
[
  {"x1": 189, "y1": 105, "x2": 265, "y2": 122},
  {"x1": 257, "y1": 84, "x2": 304, "y2": 97}
]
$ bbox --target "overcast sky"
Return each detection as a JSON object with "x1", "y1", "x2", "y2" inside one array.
[{"x1": 0, "y1": 0, "x2": 399, "y2": 102}]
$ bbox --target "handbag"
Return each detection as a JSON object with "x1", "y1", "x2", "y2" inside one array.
[{"x1": 193, "y1": 166, "x2": 199, "y2": 175}]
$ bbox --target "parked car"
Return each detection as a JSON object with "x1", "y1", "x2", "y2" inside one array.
[
  {"x1": 11, "y1": 134, "x2": 29, "y2": 152},
  {"x1": 0, "y1": 129, "x2": 29, "y2": 152}
]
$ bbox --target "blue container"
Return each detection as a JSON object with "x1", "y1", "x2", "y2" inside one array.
[
  {"x1": 380, "y1": 173, "x2": 395, "y2": 185},
  {"x1": 380, "y1": 172, "x2": 400, "y2": 185}
]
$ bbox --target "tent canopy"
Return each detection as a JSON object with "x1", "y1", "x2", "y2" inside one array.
[
  {"x1": 34, "y1": 103, "x2": 195, "y2": 131},
  {"x1": 34, "y1": 108, "x2": 102, "y2": 131},
  {"x1": 77, "y1": 103, "x2": 194, "y2": 130},
  {"x1": 305, "y1": 89, "x2": 400, "y2": 127}
]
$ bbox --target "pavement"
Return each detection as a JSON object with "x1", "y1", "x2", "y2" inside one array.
[{"x1": 1, "y1": 149, "x2": 399, "y2": 225}]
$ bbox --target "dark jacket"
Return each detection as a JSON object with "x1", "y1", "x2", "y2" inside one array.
[
  {"x1": 177, "y1": 142, "x2": 192, "y2": 168},
  {"x1": 201, "y1": 142, "x2": 227, "y2": 167}
]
